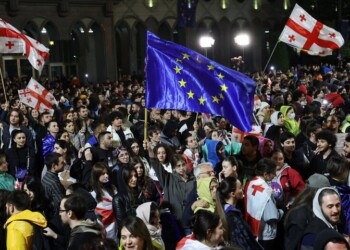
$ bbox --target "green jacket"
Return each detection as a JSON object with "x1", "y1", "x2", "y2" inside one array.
[{"x1": 280, "y1": 105, "x2": 301, "y2": 136}]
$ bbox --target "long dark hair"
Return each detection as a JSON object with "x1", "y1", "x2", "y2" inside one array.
[
  {"x1": 121, "y1": 216, "x2": 154, "y2": 250},
  {"x1": 215, "y1": 177, "x2": 239, "y2": 241},
  {"x1": 122, "y1": 166, "x2": 141, "y2": 205},
  {"x1": 192, "y1": 210, "x2": 221, "y2": 242},
  {"x1": 90, "y1": 162, "x2": 116, "y2": 202}
]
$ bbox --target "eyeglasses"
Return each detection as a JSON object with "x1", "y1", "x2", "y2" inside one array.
[{"x1": 59, "y1": 209, "x2": 68, "y2": 213}]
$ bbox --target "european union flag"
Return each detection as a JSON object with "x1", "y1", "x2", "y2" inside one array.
[{"x1": 146, "y1": 31, "x2": 256, "y2": 132}]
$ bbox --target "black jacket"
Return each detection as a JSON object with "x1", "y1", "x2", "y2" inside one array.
[{"x1": 112, "y1": 190, "x2": 146, "y2": 231}]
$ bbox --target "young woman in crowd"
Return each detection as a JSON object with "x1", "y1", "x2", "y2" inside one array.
[
  {"x1": 148, "y1": 144, "x2": 173, "y2": 181},
  {"x1": 53, "y1": 139, "x2": 77, "y2": 188},
  {"x1": 90, "y1": 162, "x2": 118, "y2": 241},
  {"x1": 220, "y1": 156, "x2": 239, "y2": 181},
  {"x1": 216, "y1": 177, "x2": 262, "y2": 250},
  {"x1": 131, "y1": 157, "x2": 160, "y2": 205},
  {"x1": 5, "y1": 129, "x2": 35, "y2": 183},
  {"x1": 176, "y1": 210, "x2": 224, "y2": 249},
  {"x1": 43, "y1": 120, "x2": 60, "y2": 158},
  {"x1": 120, "y1": 216, "x2": 155, "y2": 250},
  {"x1": 270, "y1": 149, "x2": 305, "y2": 208},
  {"x1": 244, "y1": 158, "x2": 284, "y2": 250},
  {"x1": 112, "y1": 166, "x2": 146, "y2": 233},
  {"x1": 136, "y1": 202, "x2": 165, "y2": 250},
  {"x1": 126, "y1": 138, "x2": 151, "y2": 176}
]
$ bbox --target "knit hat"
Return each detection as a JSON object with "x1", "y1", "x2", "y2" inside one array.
[
  {"x1": 306, "y1": 173, "x2": 330, "y2": 189},
  {"x1": 258, "y1": 102, "x2": 270, "y2": 112}
]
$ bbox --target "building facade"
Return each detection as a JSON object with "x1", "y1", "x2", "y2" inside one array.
[{"x1": 0, "y1": 0, "x2": 346, "y2": 83}]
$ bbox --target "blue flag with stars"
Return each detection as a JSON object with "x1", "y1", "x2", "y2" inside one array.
[{"x1": 146, "y1": 31, "x2": 256, "y2": 132}]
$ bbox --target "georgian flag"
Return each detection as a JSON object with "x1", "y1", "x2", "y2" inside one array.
[
  {"x1": 244, "y1": 176, "x2": 272, "y2": 237},
  {"x1": 18, "y1": 78, "x2": 56, "y2": 115},
  {"x1": 279, "y1": 4, "x2": 344, "y2": 56},
  {"x1": 0, "y1": 18, "x2": 49, "y2": 73}
]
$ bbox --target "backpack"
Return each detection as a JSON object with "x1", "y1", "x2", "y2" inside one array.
[{"x1": 16, "y1": 220, "x2": 52, "y2": 250}]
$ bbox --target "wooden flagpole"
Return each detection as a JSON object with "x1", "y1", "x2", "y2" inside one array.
[{"x1": 143, "y1": 108, "x2": 148, "y2": 148}]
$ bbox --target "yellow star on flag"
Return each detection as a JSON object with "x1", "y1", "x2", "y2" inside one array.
[
  {"x1": 182, "y1": 53, "x2": 190, "y2": 60},
  {"x1": 187, "y1": 90, "x2": 194, "y2": 99},
  {"x1": 176, "y1": 58, "x2": 182, "y2": 63},
  {"x1": 208, "y1": 65, "x2": 214, "y2": 70},
  {"x1": 217, "y1": 72, "x2": 224, "y2": 79},
  {"x1": 198, "y1": 96, "x2": 206, "y2": 105},
  {"x1": 219, "y1": 93, "x2": 225, "y2": 100},
  {"x1": 174, "y1": 65, "x2": 182, "y2": 74},
  {"x1": 179, "y1": 79, "x2": 186, "y2": 87},
  {"x1": 212, "y1": 96, "x2": 219, "y2": 103},
  {"x1": 221, "y1": 84, "x2": 228, "y2": 92}
]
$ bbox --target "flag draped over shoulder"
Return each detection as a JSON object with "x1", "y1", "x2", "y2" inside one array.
[
  {"x1": 279, "y1": 4, "x2": 344, "y2": 56},
  {"x1": 146, "y1": 31, "x2": 256, "y2": 132},
  {"x1": 0, "y1": 18, "x2": 49, "y2": 73},
  {"x1": 18, "y1": 78, "x2": 56, "y2": 115},
  {"x1": 244, "y1": 176, "x2": 272, "y2": 237}
]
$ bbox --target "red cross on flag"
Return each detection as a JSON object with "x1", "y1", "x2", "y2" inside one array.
[
  {"x1": 18, "y1": 78, "x2": 56, "y2": 115},
  {"x1": 0, "y1": 18, "x2": 49, "y2": 73},
  {"x1": 279, "y1": 4, "x2": 344, "y2": 56},
  {"x1": 244, "y1": 176, "x2": 272, "y2": 237}
]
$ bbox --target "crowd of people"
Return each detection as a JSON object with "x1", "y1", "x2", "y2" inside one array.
[{"x1": 1, "y1": 61, "x2": 350, "y2": 250}]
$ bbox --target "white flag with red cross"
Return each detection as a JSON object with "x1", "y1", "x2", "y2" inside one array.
[
  {"x1": 279, "y1": 4, "x2": 344, "y2": 56},
  {"x1": 244, "y1": 176, "x2": 272, "y2": 237},
  {"x1": 0, "y1": 18, "x2": 49, "y2": 73},
  {"x1": 18, "y1": 78, "x2": 56, "y2": 115}
]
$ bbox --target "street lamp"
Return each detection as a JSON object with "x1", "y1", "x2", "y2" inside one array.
[
  {"x1": 199, "y1": 36, "x2": 215, "y2": 57},
  {"x1": 234, "y1": 33, "x2": 250, "y2": 60}
]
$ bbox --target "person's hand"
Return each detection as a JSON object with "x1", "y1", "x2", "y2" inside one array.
[
  {"x1": 191, "y1": 199, "x2": 209, "y2": 211},
  {"x1": 193, "y1": 121, "x2": 199, "y2": 131},
  {"x1": 330, "y1": 108, "x2": 336, "y2": 115},
  {"x1": 314, "y1": 147, "x2": 321, "y2": 155},
  {"x1": 78, "y1": 147, "x2": 85, "y2": 159},
  {"x1": 43, "y1": 227, "x2": 58, "y2": 239},
  {"x1": 84, "y1": 148, "x2": 92, "y2": 161},
  {"x1": 143, "y1": 140, "x2": 148, "y2": 151}
]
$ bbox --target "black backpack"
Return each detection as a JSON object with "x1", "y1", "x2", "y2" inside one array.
[{"x1": 15, "y1": 220, "x2": 52, "y2": 250}]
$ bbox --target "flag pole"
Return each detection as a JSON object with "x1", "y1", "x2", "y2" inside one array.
[
  {"x1": 0, "y1": 67, "x2": 8, "y2": 103},
  {"x1": 263, "y1": 41, "x2": 280, "y2": 73},
  {"x1": 143, "y1": 108, "x2": 148, "y2": 147}
]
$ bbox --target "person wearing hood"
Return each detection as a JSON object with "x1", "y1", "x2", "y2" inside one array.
[
  {"x1": 300, "y1": 187, "x2": 342, "y2": 250},
  {"x1": 194, "y1": 177, "x2": 218, "y2": 213},
  {"x1": 280, "y1": 105, "x2": 301, "y2": 136},
  {"x1": 136, "y1": 202, "x2": 165, "y2": 250},
  {"x1": 4, "y1": 190, "x2": 47, "y2": 250},
  {"x1": 202, "y1": 139, "x2": 226, "y2": 174},
  {"x1": 265, "y1": 111, "x2": 288, "y2": 143},
  {"x1": 258, "y1": 137, "x2": 274, "y2": 158},
  {"x1": 45, "y1": 194, "x2": 101, "y2": 250},
  {"x1": 256, "y1": 102, "x2": 271, "y2": 125}
]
